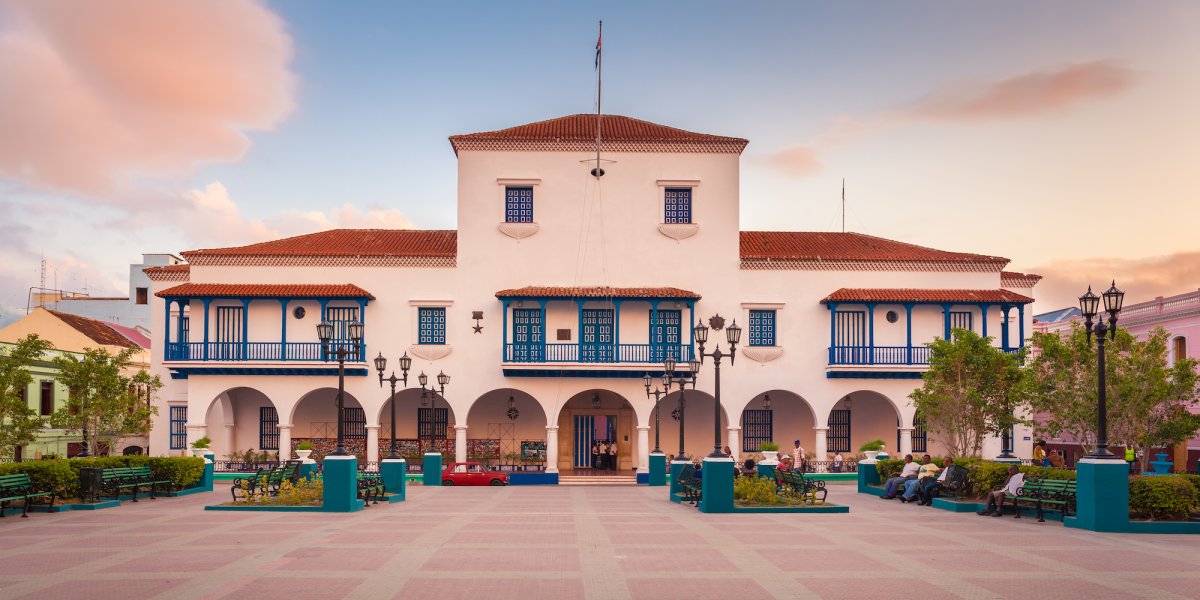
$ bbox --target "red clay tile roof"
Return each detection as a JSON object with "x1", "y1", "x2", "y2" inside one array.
[
  {"x1": 450, "y1": 114, "x2": 748, "y2": 154},
  {"x1": 822, "y1": 289, "x2": 1034, "y2": 304},
  {"x1": 1001, "y1": 271, "x2": 1043, "y2": 285},
  {"x1": 181, "y1": 230, "x2": 456, "y2": 258},
  {"x1": 496, "y1": 286, "x2": 701, "y2": 300},
  {"x1": 46, "y1": 309, "x2": 144, "y2": 349},
  {"x1": 739, "y1": 232, "x2": 1009, "y2": 264},
  {"x1": 107, "y1": 323, "x2": 152, "y2": 349},
  {"x1": 157, "y1": 283, "x2": 374, "y2": 299},
  {"x1": 143, "y1": 264, "x2": 190, "y2": 274}
]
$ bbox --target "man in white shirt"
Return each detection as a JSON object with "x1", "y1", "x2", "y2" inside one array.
[
  {"x1": 832, "y1": 452, "x2": 844, "y2": 472},
  {"x1": 978, "y1": 466, "x2": 1025, "y2": 517},
  {"x1": 880, "y1": 454, "x2": 920, "y2": 499},
  {"x1": 792, "y1": 440, "x2": 805, "y2": 471}
]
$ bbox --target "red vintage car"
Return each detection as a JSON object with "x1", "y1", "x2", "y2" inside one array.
[{"x1": 441, "y1": 462, "x2": 509, "y2": 486}]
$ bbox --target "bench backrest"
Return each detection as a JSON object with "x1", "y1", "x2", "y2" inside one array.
[
  {"x1": 0, "y1": 473, "x2": 33, "y2": 489},
  {"x1": 678, "y1": 464, "x2": 694, "y2": 481}
]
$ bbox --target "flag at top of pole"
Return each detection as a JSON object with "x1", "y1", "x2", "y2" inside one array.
[{"x1": 595, "y1": 23, "x2": 602, "y2": 69}]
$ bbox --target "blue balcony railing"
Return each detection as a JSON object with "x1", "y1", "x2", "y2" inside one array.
[
  {"x1": 165, "y1": 341, "x2": 361, "y2": 362},
  {"x1": 504, "y1": 343, "x2": 693, "y2": 364},
  {"x1": 828, "y1": 346, "x2": 932, "y2": 366}
]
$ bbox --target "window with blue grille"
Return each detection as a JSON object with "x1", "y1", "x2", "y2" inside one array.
[
  {"x1": 418, "y1": 307, "x2": 446, "y2": 344},
  {"x1": 343, "y1": 407, "x2": 366, "y2": 439},
  {"x1": 827, "y1": 409, "x2": 851, "y2": 453},
  {"x1": 170, "y1": 406, "x2": 188, "y2": 449},
  {"x1": 259, "y1": 406, "x2": 279, "y2": 450},
  {"x1": 742, "y1": 409, "x2": 773, "y2": 452},
  {"x1": 748, "y1": 310, "x2": 777, "y2": 347},
  {"x1": 950, "y1": 310, "x2": 973, "y2": 334},
  {"x1": 505, "y1": 187, "x2": 534, "y2": 223},
  {"x1": 418, "y1": 407, "x2": 448, "y2": 441},
  {"x1": 912, "y1": 414, "x2": 927, "y2": 453},
  {"x1": 664, "y1": 188, "x2": 692, "y2": 224}
]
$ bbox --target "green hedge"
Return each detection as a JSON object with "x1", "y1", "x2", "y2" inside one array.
[
  {"x1": 875, "y1": 457, "x2": 1076, "y2": 498},
  {"x1": 1129, "y1": 476, "x2": 1199, "y2": 521},
  {"x1": 0, "y1": 457, "x2": 204, "y2": 499}
]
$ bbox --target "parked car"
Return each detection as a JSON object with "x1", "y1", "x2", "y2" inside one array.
[{"x1": 441, "y1": 462, "x2": 509, "y2": 486}]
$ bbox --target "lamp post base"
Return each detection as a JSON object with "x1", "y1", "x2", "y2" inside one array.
[
  {"x1": 648, "y1": 453, "x2": 666, "y2": 487},
  {"x1": 381, "y1": 458, "x2": 407, "y2": 499}
]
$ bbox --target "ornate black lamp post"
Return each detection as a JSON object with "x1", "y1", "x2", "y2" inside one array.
[
  {"x1": 317, "y1": 320, "x2": 364, "y2": 456},
  {"x1": 374, "y1": 352, "x2": 413, "y2": 459},
  {"x1": 643, "y1": 372, "x2": 673, "y2": 453},
  {"x1": 417, "y1": 370, "x2": 450, "y2": 452},
  {"x1": 1079, "y1": 281, "x2": 1125, "y2": 459},
  {"x1": 693, "y1": 315, "x2": 742, "y2": 458},
  {"x1": 663, "y1": 357, "x2": 700, "y2": 460}
]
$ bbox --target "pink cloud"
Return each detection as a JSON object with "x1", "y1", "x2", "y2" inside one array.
[
  {"x1": 1025, "y1": 250, "x2": 1200, "y2": 312},
  {"x1": 0, "y1": 0, "x2": 295, "y2": 197},
  {"x1": 761, "y1": 146, "x2": 823, "y2": 177}
]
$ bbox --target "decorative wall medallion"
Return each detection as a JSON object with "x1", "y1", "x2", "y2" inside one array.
[
  {"x1": 472, "y1": 310, "x2": 484, "y2": 333},
  {"x1": 743, "y1": 346, "x2": 784, "y2": 363},
  {"x1": 886, "y1": 310, "x2": 898, "y2": 323},
  {"x1": 409, "y1": 345, "x2": 452, "y2": 361},
  {"x1": 657, "y1": 223, "x2": 699, "y2": 240},
  {"x1": 293, "y1": 306, "x2": 306, "y2": 319},
  {"x1": 498, "y1": 222, "x2": 539, "y2": 239}
]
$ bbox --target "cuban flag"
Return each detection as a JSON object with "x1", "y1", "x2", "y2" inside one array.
[{"x1": 595, "y1": 32, "x2": 601, "y2": 69}]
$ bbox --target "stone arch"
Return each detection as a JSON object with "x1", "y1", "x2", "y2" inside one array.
[
  {"x1": 740, "y1": 390, "x2": 817, "y2": 458},
  {"x1": 202, "y1": 387, "x2": 277, "y2": 460},
  {"x1": 376, "y1": 387, "x2": 458, "y2": 441},
  {"x1": 555, "y1": 389, "x2": 640, "y2": 474},
  {"x1": 289, "y1": 387, "x2": 366, "y2": 457},
  {"x1": 650, "y1": 389, "x2": 728, "y2": 462},
  {"x1": 465, "y1": 389, "x2": 547, "y2": 466},
  {"x1": 827, "y1": 390, "x2": 904, "y2": 457}
]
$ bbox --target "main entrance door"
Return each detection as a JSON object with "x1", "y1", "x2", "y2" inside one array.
[{"x1": 573, "y1": 414, "x2": 616, "y2": 469}]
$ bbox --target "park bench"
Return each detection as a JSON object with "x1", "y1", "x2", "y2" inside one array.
[
  {"x1": 357, "y1": 472, "x2": 384, "y2": 506},
  {"x1": 1008, "y1": 478, "x2": 1076, "y2": 522},
  {"x1": 0, "y1": 473, "x2": 53, "y2": 518},
  {"x1": 94, "y1": 466, "x2": 170, "y2": 502},
  {"x1": 230, "y1": 463, "x2": 300, "y2": 502},
  {"x1": 924, "y1": 464, "x2": 969, "y2": 501},
  {"x1": 778, "y1": 469, "x2": 827, "y2": 504},
  {"x1": 678, "y1": 464, "x2": 702, "y2": 505},
  {"x1": 231, "y1": 467, "x2": 272, "y2": 502}
]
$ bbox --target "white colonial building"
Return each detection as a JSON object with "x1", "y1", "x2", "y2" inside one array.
[{"x1": 145, "y1": 114, "x2": 1039, "y2": 474}]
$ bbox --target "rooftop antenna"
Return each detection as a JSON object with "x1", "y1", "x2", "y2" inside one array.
[
  {"x1": 841, "y1": 178, "x2": 846, "y2": 233},
  {"x1": 38, "y1": 253, "x2": 46, "y2": 308},
  {"x1": 591, "y1": 20, "x2": 604, "y2": 178}
]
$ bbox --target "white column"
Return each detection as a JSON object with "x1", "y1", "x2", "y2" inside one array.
[
  {"x1": 899, "y1": 427, "x2": 914, "y2": 456},
  {"x1": 636, "y1": 426, "x2": 650, "y2": 473},
  {"x1": 223, "y1": 423, "x2": 235, "y2": 456},
  {"x1": 186, "y1": 424, "x2": 207, "y2": 455},
  {"x1": 455, "y1": 425, "x2": 468, "y2": 464},
  {"x1": 545, "y1": 426, "x2": 559, "y2": 473},
  {"x1": 366, "y1": 426, "x2": 380, "y2": 465},
  {"x1": 278, "y1": 425, "x2": 293, "y2": 460},
  {"x1": 727, "y1": 427, "x2": 741, "y2": 461},
  {"x1": 814, "y1": 427, "x2": 829, "y2": 472}
]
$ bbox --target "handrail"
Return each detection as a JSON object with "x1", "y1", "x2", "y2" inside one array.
[{"x1": 504, "y1": 343, "x2": 693, "y2": 363}]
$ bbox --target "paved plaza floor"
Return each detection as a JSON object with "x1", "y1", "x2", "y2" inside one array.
[{"x1": 1, "y1": 482, "x2": 1198, "y2": 600}]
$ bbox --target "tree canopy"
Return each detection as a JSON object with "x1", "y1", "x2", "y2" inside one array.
[
  {"x1": 0, "y1": 335, "x2": 53, "y2": 458},
  {"x1": 49, "y1": 347, "x2": 161, "y2": 456}
]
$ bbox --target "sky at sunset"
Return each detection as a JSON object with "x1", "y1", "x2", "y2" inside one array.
[{"x1": 1, "y1": 0, "x2": 1198, "y2": 325}]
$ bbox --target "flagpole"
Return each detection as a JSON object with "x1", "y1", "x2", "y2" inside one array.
[
  {"x1": 595, "y1": 20, "x2": 603, "y2": 178},
  {"x1": 841, "y1": 178, "x2": 845, "y2": 233}
]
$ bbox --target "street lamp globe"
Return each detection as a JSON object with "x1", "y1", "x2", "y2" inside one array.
[
  {"x1": 693, "y1": 320, "x2": 709, "y2": 344},
  {"x1": 725, "y1": 320, "x2": 742, "y2": 345},
  {"x1": 688, "y1": 359, "x2": 701, "y2": 376},
  {"x1": 316, "y1": 321, "x2": 334, "y2": 343},
  {"x1": 418, "y1": 371, "x2": 428, "y2": 387},
  {"x1": 374, "y1": 352, "x2": 387, "y2": 373},
  {"x1": 1103, "y1": 281, "x2": 1125, "y2": 314},
  {"x1": 348, "y1": 321, "x2": 364, "y2": 343},
  {"x1": 663, "y1": 357, "x2": 676, "y2": 375},
  {"x1": 642, "y1": 374, "x2": 652, "y2": 390},
  {"x1": 398, "y1": 352, "x2": 412, "y2": 373},
  {"x1": 1078, "y1": 286, "x2": 1100, "y2": 320},
  {"x1": 437, "y1": 370, "x2": 450, "y2": 387}
]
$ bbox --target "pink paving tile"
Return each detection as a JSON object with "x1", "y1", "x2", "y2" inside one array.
[
  {"x1": 966, "y1": 577, "x2": 1126, "y2": 599},
  {"x1": 756, "y1": 548, "x2": 897, "y2": 573},
  {"x1": 321, "y1": 530, "x2": 425, "y2": 544},
  {"x1": 605, "y1": 529, "x2": 707, "y2": 545},
  {"x1": 627, "y1": 577, "x2": 773, "y2": 600},
  {"x1": 448, "y1": 530, "x2": 579, "y2": 545},
  {"x1": 800, "y1": 577, "x2": 960, "y2": 600},
  {"x1": 15, "y1": 578, "x2": 183, "y2": 600},
  {"x1": 1048, "y1": 549, "x2": 1197, "y2": 572},
  {"x1": 725, "y1": 531, "x2": 839, "y2": 546},
  {"x1": 0, "y1": 552, "x2": 106, "y2": 575},
  {"x1": 917, "y1": 549, "x2": 1046, "y2": 571},
  {"x1": 394, "y1": 577, "x2": 585, "y2": 600},
  {"x1": 276, "y1": 547, "x2": 392, "y2": 571},
  {"x1": 190, "y1": 531, "x2": 304, "y2": 546},
  {"x1": 617, "y1": 547, "x2": 736, "y2": 573},
  {"x1": 109, "y1": 548, "x2": 248, "y2": 573},
  {"x1": 214, "y1": 576, "x2": 365, "y2": 599},
  {"x1": 422, "y1": 547, "x2": 581, "y2": 572},
  {"x1": 59, "y1": 533, "x2": 174, "y2": 549},
  {"x1": 1127, "y1": 575, "x2": 1200, "y2": 597},
  {"x1": 841, "y1": 532, "x2": 968, "y2": 548}
]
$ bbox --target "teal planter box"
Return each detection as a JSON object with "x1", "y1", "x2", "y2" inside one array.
[
  {"x1": 669, "y1": 460, "x2": 689, "y2": 503},
  {"x1": 648, "y1": 453, "x2": 666, "y2": 487},
  {"x1": 299, "y1": 462, "x2": 318, "y2": 481},
  {"x1": 857, "y1": 461, "x2": 880, "y2": 494},
  {"x1": 200, "y1": 453, "x2": 215, "y2": 492},
  {"x1": 423, "y1": 453, "x2": 443, "y2": 487},
  {"x1": 1065, "y1": 458, "x2": 1129, "y2": 533},
  {"x1": 322, "y1": 455, "x2": 364, "y2": 513},
  {"x1": 699, "y1": 458, "x2": 735, "y2": 514},
  {"x1": 381, "y1": 459, "x2": 406, "y2": 499},
  {"x1": 757, "y1": 464, "x2": 777, "y2": 480}
]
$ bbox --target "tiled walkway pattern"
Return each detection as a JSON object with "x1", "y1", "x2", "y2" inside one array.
[{"x1": 1, "y1": 483, "x2": 1198, "y2": 599}]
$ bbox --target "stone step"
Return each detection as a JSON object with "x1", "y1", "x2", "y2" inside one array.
[{"x1": 558, "y1": 476, "x2": 638, "y2": 486}]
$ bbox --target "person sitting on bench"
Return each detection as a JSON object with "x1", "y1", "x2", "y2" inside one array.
[
  {"x1": 913, "y1": 457, "x2": 957, "y2": 505},
  {"x1": 880, "y1": 454, "x2": 919, "y2": 499},
  {"x1": 899, "y1": 455, "x2": 940, "y2": 503},
  {"x1": 978, "y1": 466, "x2": 1024, "y2": 517}
]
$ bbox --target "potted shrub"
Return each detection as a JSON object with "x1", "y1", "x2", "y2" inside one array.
[
  {"x1": 295, "y1": 440, "x2": 314, "y2": 462},
  {"x1": 859, "y1": 440, "x2": 886, "y2": 462},
  {"x1": 759, "y1": 441, "x2": 780, "y2": 465},
  {"x1": 191, "y1": 437, "x2": 212, "y2": 460}
]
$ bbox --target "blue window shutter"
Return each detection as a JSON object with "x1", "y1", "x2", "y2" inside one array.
[
  {"x1": 169, "y1": 406, "x2": 188, "y2": 449},
  {"x1": 259, "y1": 406, "x2": 279, "y2": 450},
  {"x1": 419, "y1": 307, "x2": 447, "y2": 345},
  {"x1": 505, "y1": 187, "x2": 534, "y2": 223},
  {"x1": 748, "y1": 309, "x2": 776, "y2": 347},
  {"x1": 664, "y1": 188, "x2": 692, "y2": 224}
]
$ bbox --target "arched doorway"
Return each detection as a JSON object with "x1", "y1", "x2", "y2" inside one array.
[
  {"x1": 376, "y1": 387, "x2": 457, "y2": 460},
  {"x1": 466, "y1": 389, "x2": 546, "y2": 469},
  {"x1": 290, "y1": 387, "x2": 365, "y2": 460},
  {"x1": 827, "y1": 391, "x2": 903, "y2": 458},
  {"x1": 740, "y1": 390, "x2": 816, "y2": 463},
  {"x1": 649, "y1": 390, "x2": 727, "y2": 463},
  {"x1": 203, "y1": 387, "x2": 276, "y2": 462},
  {"x1": 556, "y1": 390, "x2": 639, "y2": 475}
]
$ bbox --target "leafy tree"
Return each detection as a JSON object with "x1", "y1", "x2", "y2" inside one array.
[
  {"x1": 909, "y1": 329, "x2": 1027, "y2": 457},
  {"x1": 50, "y1": 347, "x2": 161, "y2": 456},
  {"x1": 1026, "y1": 326, "x2": 1200, "y2": 471},
  {"x1": 0, "y1": 335, "x2": 53, "y2": 458}
]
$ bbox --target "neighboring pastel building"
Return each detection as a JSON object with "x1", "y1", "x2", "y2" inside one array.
[
  {"x1": 1034, "y1": 289, "x2": 1200, "y2": 471},
  {"x1": 145, "y1": 114, "x2": 1040, "y2": 473},
  {"x1": 39, "y1": 254, "x2": 185, "y2": 332},
  {"x1": 0, "y1": 308, "x2": 153, "y2": 458}
]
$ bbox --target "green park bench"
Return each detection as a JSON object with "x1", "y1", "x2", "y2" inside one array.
[
  {"x1": 1007, "y1": 478, "x2": 1076, "y2": 522},
  {"x1": 0, "y1": 473, "x2": 54, "y2": 518}
]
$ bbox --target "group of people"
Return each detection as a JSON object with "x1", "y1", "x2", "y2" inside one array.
[
  {"x1": 878, "y1": 454, "x2": 962, "y2": 506},
  {"x1": 1031, "y1": 440, "x2": 1066, "y2": 468},
  {"x1": 590, "y1": 440, "x2": 618, "y2": 471}
]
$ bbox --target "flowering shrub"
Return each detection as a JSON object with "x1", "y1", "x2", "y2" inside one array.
[{"x1": 237, "y1": 476, "x2": 323, "y2": 506}]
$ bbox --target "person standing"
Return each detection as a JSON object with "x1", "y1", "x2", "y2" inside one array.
[
  {"x1": 1033, "y1": 440, "x2": 1048, "y2": 467},
  {"x1": 1125, "y1": 446, "x2": 1136, "y2": 474},
  {"x1": 592, "y1": 441, "x2": 601, "y2": 470},
  {"x1": 608, "y1": 440, "x2": 617, "y2": 471},
  {"x1": 792, "y1": 440, "x2": 805, "y2": 471},
  {"x1": 832, "y1": 452, "x2": 844, "y2": 473}
]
